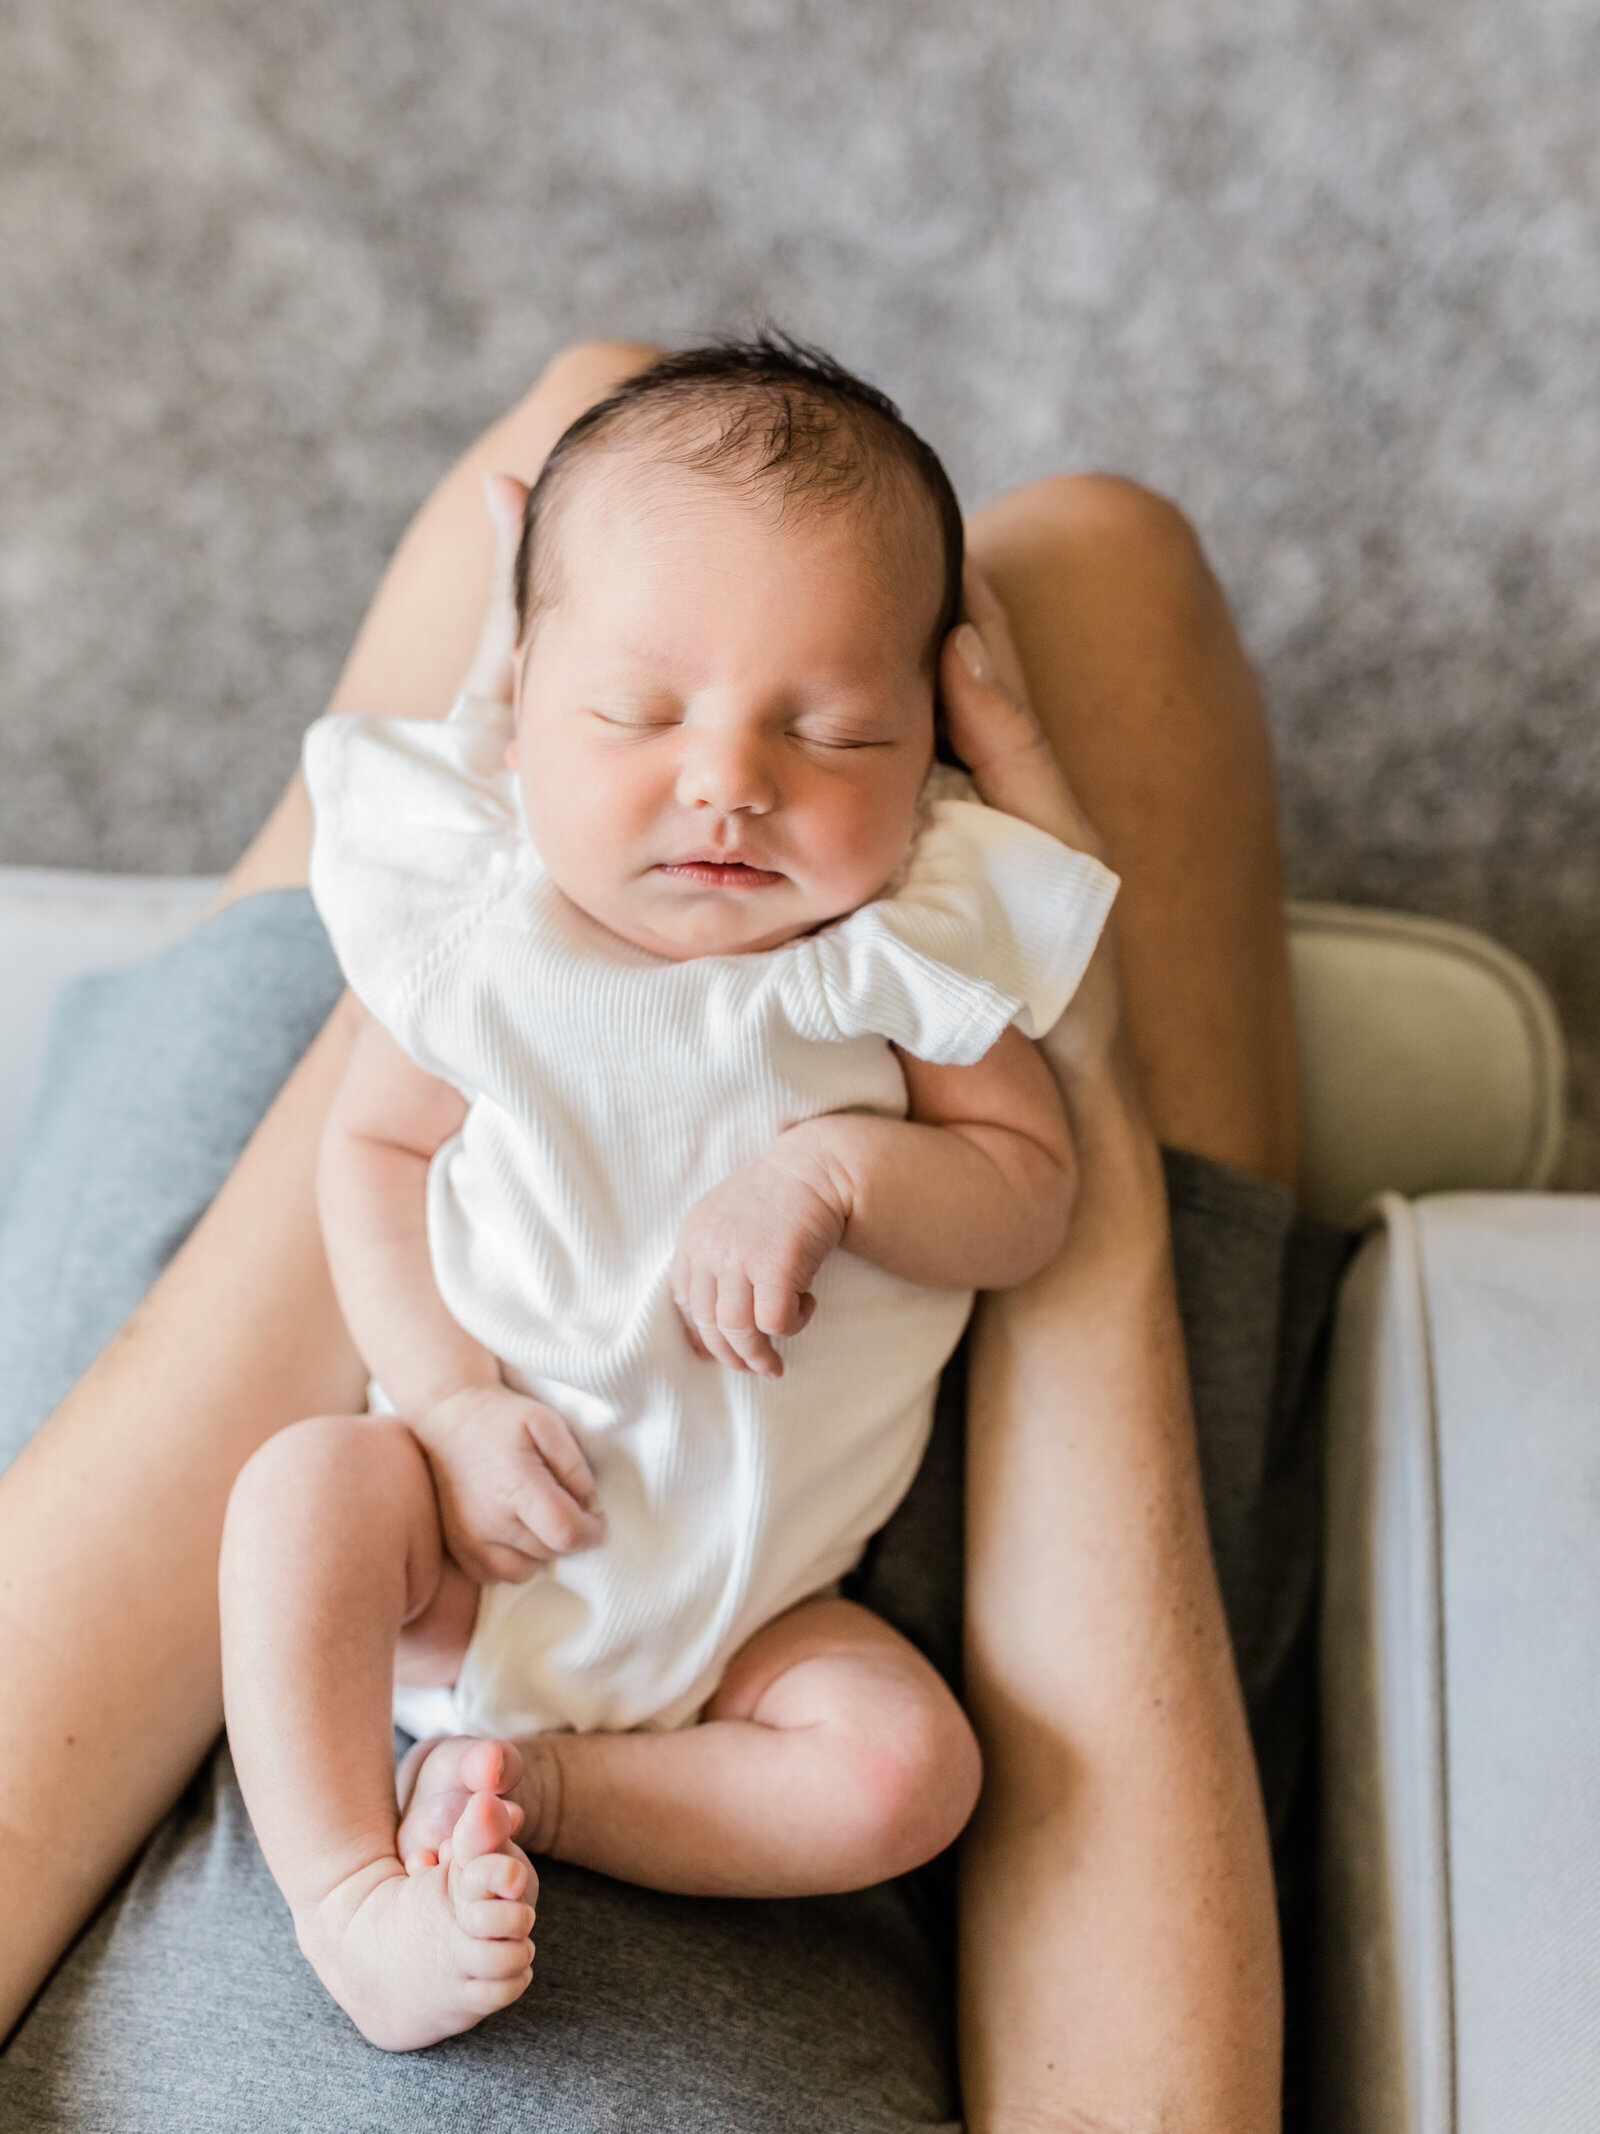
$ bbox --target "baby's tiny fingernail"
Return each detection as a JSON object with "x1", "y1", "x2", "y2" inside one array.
[{"x1": 954, "y1": 623, "x2": 994, "y2": 684}]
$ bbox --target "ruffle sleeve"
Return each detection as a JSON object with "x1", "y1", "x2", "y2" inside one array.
[
  {"x1": 303, "y1": 694, "x2": 526, "y2": 1063},
  {"x1": 787, "y1": 775, "x2": 1118, "y2": 1066}
]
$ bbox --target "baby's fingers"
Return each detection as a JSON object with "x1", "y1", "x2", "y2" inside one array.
[
  {"x1": 752, "y1": 1271, "x2": 814, "y2": 1342},
  {"x1": 674, "y1": 1264, "x2": 749, "y2": 1374},
  {"x1": 438, "y1": 1507, "x2": 545, "y2": 1586},
  {"x1": 721, "y1": 1320, "x2": 783, "y2": 1378},
  {"x1": 511, "y1": 1463, "x2": 606, "y2": 1559},
  {"x1": 461, "y1": 1537, "x2": 548, "y2": 1586},
  {"x1": 522, "y1": 1404, "x2": 602, "y2": 1517},
  {"x1": 678, "y1": 1314, "x2": 714, "y2": 1363},
  {"x1": 707, "y1": 1268, "x2": 784, "y2": 1378}
]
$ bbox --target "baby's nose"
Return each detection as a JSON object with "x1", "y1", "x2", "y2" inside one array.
[{"x1": 676, "y1": 730, "x2": 778, "y2": 814}]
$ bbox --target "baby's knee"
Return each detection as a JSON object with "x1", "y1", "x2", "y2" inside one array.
[
  {"x1": 223, "y1": 1413, "x2": 418, "y2": 1557},
  {"x1": 847, "y1": 1688, "x2": 984, "y2": 1878}
]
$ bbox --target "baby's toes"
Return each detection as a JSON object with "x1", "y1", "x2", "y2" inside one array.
[
  {"x1": 455, "y1": 1889, "x2": 536, "y2": 1946},
  {"x1": 461, "y1": 1965, "x2": 535, "y2": 2019},
  {"x1": 448, "y1": 1786, "x2": 520, "y2": 1870},
  {"x1": 461, "y1": 1934, "x2": 535, "y2": 1986},
  {"x1": 458, "y1": 1844, "x2": 533, "y2": 1905},
  {"x1": 397, "y1": 1735, "x2": 523, "y2": 1863},
  {"x1": 458, "y1": 1736, "x2": 523, "y2": 1797}
]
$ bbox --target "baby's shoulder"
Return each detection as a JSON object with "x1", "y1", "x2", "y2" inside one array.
[
  {"x1": 783, "y1": 774, "x2": 1118, "y2": 1067},
  {"x1": 303, "y1": 695, "x2": 540, "y2": 1046}
]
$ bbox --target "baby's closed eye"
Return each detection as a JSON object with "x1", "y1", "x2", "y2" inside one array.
[
  {"x1": 585, "y1": 704, "x2": 682, "y2": 735},
  {"x1": 787, "y1": 715, "x2": 901, "y2": 752}
]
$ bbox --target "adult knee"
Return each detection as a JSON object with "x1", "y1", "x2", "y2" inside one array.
[
  {"x1": 980, "y1": 471, "x2": 1208, "y2": 585},
  {"x1": 520, "y1": 339, "x2": 661, "y2": 419}
]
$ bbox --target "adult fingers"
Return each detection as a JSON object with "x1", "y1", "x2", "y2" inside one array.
[
  {"x1": 458, "y1": 471, "x2": 530, "y2": 703},
  {"x1": 941, "y1": 564, "x2": 1105, "y2": 859},
  {"x1": 959, "y1": 560, "x2": 1032, "y2": 699},
  {"x1": 483, "y1": 471, "x2": 527, "y2": 564}
]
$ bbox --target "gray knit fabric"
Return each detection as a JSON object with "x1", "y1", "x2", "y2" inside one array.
[
  {"x1": 0, "y1": 891, "x2": 345, "y2": 1469},
  {"x1": 0, "y1": 895, "x2": 1347, "y2": 2126}
]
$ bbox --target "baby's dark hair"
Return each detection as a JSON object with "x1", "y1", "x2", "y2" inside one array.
[{"x1": 514, "y1": 333, "x2": 965, "y2": 694}]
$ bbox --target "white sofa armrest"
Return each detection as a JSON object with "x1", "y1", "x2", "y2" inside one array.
[{"x1": 1316, "y1": 1192, "x2": 1600, "y2": 2134}]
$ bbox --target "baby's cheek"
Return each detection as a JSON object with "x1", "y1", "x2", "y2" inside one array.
[
  {"x1": 528, "y1": 764, "x2": 659, "y2": 919},
  {"x1": 809, "y1": 791, "x2": 918, "y2": 906}
]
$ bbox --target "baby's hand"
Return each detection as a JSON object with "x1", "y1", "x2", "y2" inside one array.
[
  {"x1": 416, "y1": 1384, "x2": 605, "y2": 1585},
  {"x1": 670, "y1": 1149, "x2": 848, "y2": 1378}
]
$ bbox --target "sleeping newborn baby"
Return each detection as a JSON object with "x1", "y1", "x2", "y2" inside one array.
[{"x1": 219, "y1": 337, "x2": 1118, "y2": 2051}]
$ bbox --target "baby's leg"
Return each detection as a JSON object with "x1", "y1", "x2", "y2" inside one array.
[
  {"x1": 219, "y1": 1414, "x2": 535, "y2": 2051},
  {"x1": 407, "y1": 1597, "x2": 980, "y2": 1900}
]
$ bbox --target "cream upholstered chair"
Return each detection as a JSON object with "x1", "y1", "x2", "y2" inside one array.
[
  {"x1": 1285, "y1": 908, "x2": 1586, "y2": 2134},
  {"x1": 0, "y1": 868, "x2": 1586, "y2": 2133}
]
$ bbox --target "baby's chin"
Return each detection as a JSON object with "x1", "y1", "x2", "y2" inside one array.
[
  {"x1": 597, "y1": 903, "x2": 825, "y2": 963},
  {"x1": 557, "y1": 877, "x2": 864, "y2": 962}
]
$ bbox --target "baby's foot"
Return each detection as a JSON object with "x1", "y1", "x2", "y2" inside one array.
[
  {"x1": 300, "y1": 1787, "x2": 536, "y2": 2052},
  {"x1": 396, "y1": 1733, "x2": 525, "y2": 1869}
]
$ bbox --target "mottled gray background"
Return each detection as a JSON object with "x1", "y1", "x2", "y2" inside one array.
[{"x1": 3, "y1": 0, "x2": 1598, "y2": 1179}]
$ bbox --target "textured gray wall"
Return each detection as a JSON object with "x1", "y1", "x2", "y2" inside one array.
[{"x1": 3, "y1": 0, "x2": 1598, "y2": 1179}]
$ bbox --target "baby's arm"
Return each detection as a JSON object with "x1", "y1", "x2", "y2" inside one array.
[
  {"x1": 320, "y1": 1014, "x2": 604, "y2": 1580},
  {"x1": 671, "y1": 1026, "x2": 1074, "y2": 1376}
]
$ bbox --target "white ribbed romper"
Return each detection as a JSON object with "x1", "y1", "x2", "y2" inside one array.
[{"x1": 303, "y1": 694, "x2": 1117, "y2": 1740}]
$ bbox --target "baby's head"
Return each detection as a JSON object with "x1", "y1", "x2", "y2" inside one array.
[{"x1": 508, "y1": 335, "x2": 964, "y2": 961}]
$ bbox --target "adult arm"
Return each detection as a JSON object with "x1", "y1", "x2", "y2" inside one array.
[
  {"x1": 0, "y1": 341, "x2": 657, "y2": 2042},
  {"x1": 946, "y1": 579, "x2": 1283, "y2": 2132}
]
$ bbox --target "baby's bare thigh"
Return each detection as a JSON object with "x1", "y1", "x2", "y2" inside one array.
[{"x1": 394, "y1": 1557, "x2": 479, "y2": 1685}]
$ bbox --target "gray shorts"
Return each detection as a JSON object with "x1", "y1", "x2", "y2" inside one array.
[{"x1": 0, "y1": 890, "x2": 1350, "y2": 2131}]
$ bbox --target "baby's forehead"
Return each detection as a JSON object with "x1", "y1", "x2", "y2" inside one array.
[{"x1": 558, "y1": 429, "x2": 946, "y2": 607}]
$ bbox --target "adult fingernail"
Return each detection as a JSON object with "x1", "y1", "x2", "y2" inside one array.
[{"x1": 955, "y1": 623, "x2": 993, "y2": 683}]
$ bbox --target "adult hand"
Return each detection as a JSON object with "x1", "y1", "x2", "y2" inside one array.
[
  {"x1": 457, "y1": 472, "x2": 530, "y2": 706},
  {"x1": 938, "y1": 563, "x2": 1129, "y2": 1096}
]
